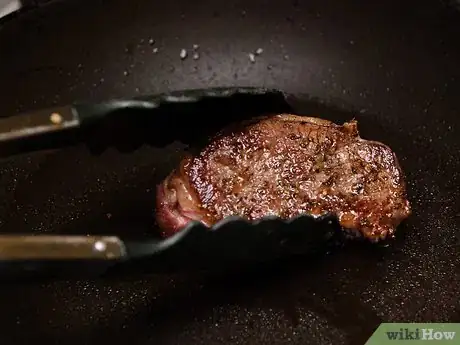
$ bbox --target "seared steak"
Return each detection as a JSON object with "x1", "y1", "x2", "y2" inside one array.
[{"x1": 156, "y1": 114, "x2": 411, "y2": 241}]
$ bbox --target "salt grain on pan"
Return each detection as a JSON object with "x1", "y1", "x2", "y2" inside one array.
[
  {"x1": 255, "y1": 48, "x2": 263, "y2": 55},
  {"x1": 193, "y1": 52, "x2": 200, "y2": 60},
  {"x1": 248, "y1": 53, "x2": 256, "y2": 63},
  {"x1": 193, "y1": 44, "x2": 199, "y2": 50},
  {"x1": 180, "y1": 49, "x2": 188, "y2": 59},
  {"x1": 152, "y1": 47, "x2": 159, "y2": 53},
  {"x1": 148, "y1": 38, "x2": 155, "y2": 45}
]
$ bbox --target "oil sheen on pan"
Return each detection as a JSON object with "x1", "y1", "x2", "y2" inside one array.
[{"x1": 156, "y1": 114, "x2": 411, "y2": 241}]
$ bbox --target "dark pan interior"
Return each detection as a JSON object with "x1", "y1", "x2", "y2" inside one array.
[
  {"x1": 0, "y1": 0, "x2": 459, "y2": 344},
  {"x1": 0, "y1": 92, "x2": 457, "y2": 345}
]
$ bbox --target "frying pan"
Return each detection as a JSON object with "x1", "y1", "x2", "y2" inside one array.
[{"x1": 0, "y1": 0, "x2": 459, "y2": 344}]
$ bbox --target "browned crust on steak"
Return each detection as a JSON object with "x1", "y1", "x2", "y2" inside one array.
[
  {"x1": 156, "y1": 114, "x2": 411, "y2": 241},
  {"x1": 155, "y1": 157, "x2": 214, "y2": 237}
]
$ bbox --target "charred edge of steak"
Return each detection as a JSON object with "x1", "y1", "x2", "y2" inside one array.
[
  {"x1": 155, "y1": 157, "x2": 214, "y2": 237},
  {"x1": 155, "y1": 114, "x2": 411, "y2": 241}
]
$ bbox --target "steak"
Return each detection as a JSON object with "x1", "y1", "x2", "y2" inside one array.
[{"x1": 155, "y1": 114, "x2": 411, "y2": 241}]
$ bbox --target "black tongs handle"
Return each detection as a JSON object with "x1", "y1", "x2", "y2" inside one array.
[
  {"x1": 0, "y1": 87, "x2": 289, "y2": 157},
  {"x1": 0, "y1": 100, "x2": 160, "y2": 157},
  {"x1": 0, "y1": 100, "x2": 158, "y2": 141}
]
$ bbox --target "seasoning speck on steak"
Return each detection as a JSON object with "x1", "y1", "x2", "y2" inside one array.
[{"x1": 155, "y1": 114, "x2": 411, "y2": 241}]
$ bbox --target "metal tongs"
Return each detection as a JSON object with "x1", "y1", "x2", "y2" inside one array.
[{"x1": 0, "y1": 88, "x2": 341, "y2": 280}]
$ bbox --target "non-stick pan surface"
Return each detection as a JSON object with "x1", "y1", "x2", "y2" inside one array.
[{"x1": 0, "y1": 0, "x2": 459, "y2": 344}]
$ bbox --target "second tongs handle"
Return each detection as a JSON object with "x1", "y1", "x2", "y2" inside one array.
[
  {"x1": 0, "y1": 235, "x2": 129, "y2": 281},
  {"x1": 0, "y1": 235, "x2": 127, "y2": 260}
]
